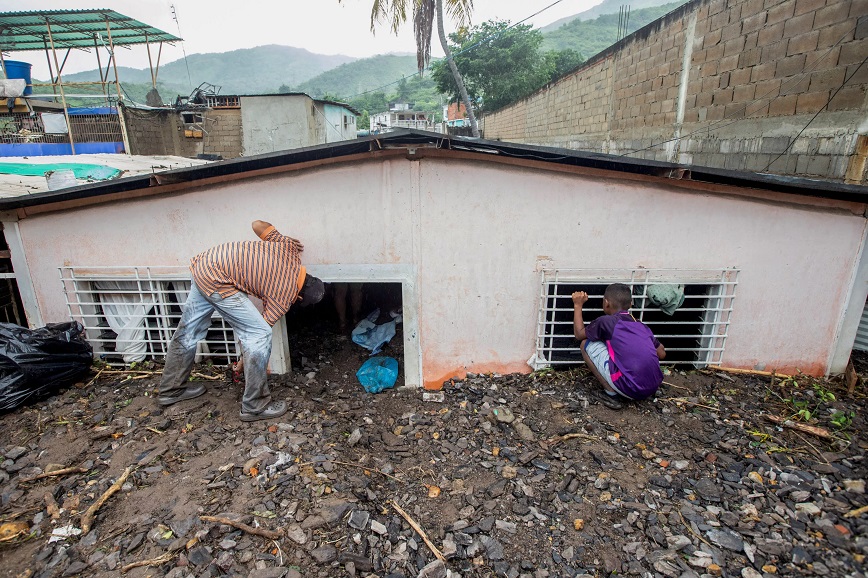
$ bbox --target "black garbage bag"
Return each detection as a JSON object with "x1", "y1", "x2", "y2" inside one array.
[{"x1": 0, "y1": 321, "x2": 93, "y2": 413}]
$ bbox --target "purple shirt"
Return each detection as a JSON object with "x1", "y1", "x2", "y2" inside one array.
[{"x1": 586, "y1": 311, "x2": 662, "y2": 399}]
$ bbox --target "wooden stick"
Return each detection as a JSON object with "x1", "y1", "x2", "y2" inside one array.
[
  {"x1": 331, "y1": 460, "x2": 404, "y2": 483},
  {"x1": 120, "y1": 551, "x2": 176, "y2": 573},
  {"x1": 191, "y1": 372, "x2": 224, "y2": 381},
  {"x1": 19, "y1": 467, "x2": 88, "y2": 483},
  {"x1": 80, "y1": 465, "x2": 133, "y2": 535},
  {"x1": 546, "y1": 432, "x2": 599, "y2": 447},
  {"x1": 658, "y1": 397, "x2": 720, "y2": 411},
  {"x1": 765, "y1": 415, "x2": 833, "y2": 440},
  {"x1": 199, "y1": 515, "x2": 283, "y2": 540},
  {"x1": 714, "y1": 367, "x2": 791, "y2": 379},
  {"x1": 662, "y1": 380, "x2": 691, "y2": 391},
  {"x1": 390, "y1": 500, "x2": 445, "y2": 563},
  {"x1": 844, "y1": 504, "x2": 868, "y2": 518}
]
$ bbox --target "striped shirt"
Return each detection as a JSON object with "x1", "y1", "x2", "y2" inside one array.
[{"x1": 190, "y1": 226, "x2": 306, "y2": 326}]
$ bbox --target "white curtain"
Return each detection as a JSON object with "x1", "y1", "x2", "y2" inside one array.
[{"x1": 95, "y1": 281, "x2": 156, "y2": 363}]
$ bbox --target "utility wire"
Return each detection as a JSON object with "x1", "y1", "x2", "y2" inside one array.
[
  {"x1": 170, "y1": 4, "x2": 194, "y2": 91},
  {"x1": 618, "y1": 25, "x2": 857, "y2": 159},
  {"x1": 344, "y1": 0, "x2": 568, "y2": 100},
  {"x1": 762, "y1": 53, "x2": 868, "y2": 173}
]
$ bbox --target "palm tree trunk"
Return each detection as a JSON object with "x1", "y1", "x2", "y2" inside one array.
[{"x1": 435, "y1": 0, "x2": 479, "y2": 137}]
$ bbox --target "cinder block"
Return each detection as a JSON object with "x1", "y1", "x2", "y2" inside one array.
[
  {"x1": 775, "y1": 53, "x2": 807, "y2": 78},
  {"x1": 814, "y1": 2, "x2": 852, "y2": 28},
  {"x1": 787, "y1": 30, "x2": 820, "y2": 55},
  {"x1": 751, "y1": 61, "x2": 777, "y2": 81},
  {"x1": 796, "y1": 91, "x2": 830, "y2": 113},
  {"x1": 713, "y1": 87, "x2": 734, "y2": 105},
  {"x1": 731, "y1": 67, "x2": 752, "y2": 86},
  {"x1": 769, "y1": 93, "x2": 798, "y2": 115},
  {"x1": 734, "y1": 84, "x2": 757, "y2": 102},
  {"x1": 839, "y1": 38, "x2": 868, "y2": 65},
  {"x1": 827, "y1": 86, "x2": 864, "y2": 110},
  {"x1": 720, "y1": 54, "x2": 740, "y2": 72},
  {"x1": 809, "y1": 68, "x2": 847, "y2": 92},
  {"x1": 742, "y1": 11, "x2": 768, "y2": 35},
  {"x1": 818, "y1": 22, "x2": 855, "y2": 49},
  {"x1": 784, "y1": 12, "x2": 815, "y2": 38},
  {"x1": 758, "y1": 21, "x2": 785, "y2": 46},
  {"x1": 796, "y1": 0, "x2": 826, "y2": 16},
  {"x1": 724, "y1": 36, "x2": 747, "y2": 57},
  {"x1": 766, "y1": 0, "x2": 796, "y2": 25},
  {"x1": 779, "y1": 75, "x2": 811, "y2": 95},
  {"x1": 762, "y1": 39, "x2": 788, "y2": 62}
]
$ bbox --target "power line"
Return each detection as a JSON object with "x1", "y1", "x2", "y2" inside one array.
[
  {"x1": 617, "y1": 25, "x2": 857, "y2": 159},
  {"x1": 170, "y1": 4, "x2": 193, "y2": 91},
  {"x1": 344, "y1": 0, "x2": 568, "y2": 100},
  {"x1": 762, "y1": 53, "x2": 868, "y2": 173}
]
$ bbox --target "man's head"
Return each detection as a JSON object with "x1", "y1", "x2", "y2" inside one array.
[
  {"x1": 603, "y1": 283, "x2": 632, "y2": 313},
  {"x1": 298, "y1": 274, "x2": 325, "y2": 307}
]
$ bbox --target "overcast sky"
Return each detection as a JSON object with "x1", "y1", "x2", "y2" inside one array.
[{"x1": 2, "y1": 0, "x2": 602, "y2": 79}]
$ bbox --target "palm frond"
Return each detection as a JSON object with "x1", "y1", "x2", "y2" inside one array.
[{"x1": 414, "y1": 0, "x2": 435, "y2": 71}]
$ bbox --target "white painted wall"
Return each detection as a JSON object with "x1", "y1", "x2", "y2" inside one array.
[
  {"x1": 9, "y1": 156, "x2": 867, "y2": 385},
  {"x1": 240, "y1": 95, "x2": 315, "y2": 155}
]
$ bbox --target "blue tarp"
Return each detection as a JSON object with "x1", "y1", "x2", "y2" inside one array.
[{"x1": 0, "y1": 142, "x2": 124, "y2": 156}]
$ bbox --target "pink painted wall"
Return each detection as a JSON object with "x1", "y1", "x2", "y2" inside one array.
[{"x1": 13, "y1": 157, "x2": 867, "y2": 383}]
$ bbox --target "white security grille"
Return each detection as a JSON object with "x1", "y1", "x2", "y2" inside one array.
[
  {"x1": 60, "y1": 266, "x2": 239, "y2": 366},
  {"x1": 533, "y1": 268, "x2": 738, "y2": 369}
]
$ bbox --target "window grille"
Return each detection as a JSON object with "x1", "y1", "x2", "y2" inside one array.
[
  {"x1": 60, "y1": 266, "x2": 239, "y2": 367},
  {"x1": 533, "y1": 268, "x2": 738, "y2": 369},
  {"x1": 204, "y1": 95, "x2": 240, "y2": 109}
]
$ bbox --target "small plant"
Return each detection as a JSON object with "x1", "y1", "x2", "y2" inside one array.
[
  {"x1": 812, "y1": 383, "x2": 836, "y2": 403},
  {"x1": 830, "y1": 410, "x2": 854, "y2": 430}
]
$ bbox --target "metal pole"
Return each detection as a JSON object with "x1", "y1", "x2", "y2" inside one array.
[
  {"x1": 45, "y1": 19, "x2": 76, "y2": 154},
  {"x1": 145, "y1": 32, "x2": 156, "y2": 88},
  {"x1": 104, "y1": 15, "x2": 131, "y2": 155},
  {"x1": 93, "y1": 35, "x2": 108, "y2": 99},
  {"x1": 155, "y1": 42, "x2": 163, "y2": 85},
  {"x1": 42, "y1": 36, "x2": 57, "y2": 96},
  {"x1": 0, "y1": 51, "x2": 6, "y2": 79}
]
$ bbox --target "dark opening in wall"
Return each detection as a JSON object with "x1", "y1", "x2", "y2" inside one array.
[
  {"x1": 285, "y1": 282, "x2": 404, "y2": 386},
  {"x1": 0, "y1": 225, "x2": 25, "y2": 326},
  {"x1": 542, "y1": 282, "x2": 719, "y2": 367}
]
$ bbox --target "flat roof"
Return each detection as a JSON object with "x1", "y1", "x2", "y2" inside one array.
[
  {"x1": 0, "y1": 154, "x2": 211, "y2": 197},
  {"x1": 0, "y1": 9, "x2": 180, "y2": 52},
  {"x1": 0, "y1": 130, "x2": 865, "y2": 212}
]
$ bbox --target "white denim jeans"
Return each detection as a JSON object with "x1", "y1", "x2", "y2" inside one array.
[{"x1": 159, "y1": 281, "x2": 274, "y2": 413}]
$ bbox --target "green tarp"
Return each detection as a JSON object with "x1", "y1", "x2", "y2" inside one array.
[{"x1": 0, "y1": 163, "x2": 121, "y2": 180}]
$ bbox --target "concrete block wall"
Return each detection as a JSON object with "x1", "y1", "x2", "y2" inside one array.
[
  {"x1": 482, "y1": 0, "x2": 868, "y2": 184},
  {"x1": 202, "y1": 109, "x2": 243, "y2": 159},
  {"x1": 125, "y1": 109, "x2": 176, "y2": 156}
]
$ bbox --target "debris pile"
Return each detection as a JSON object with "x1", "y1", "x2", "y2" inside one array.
[{"x1": 0, "y1": 337, "x2": 865, "y2": 577}]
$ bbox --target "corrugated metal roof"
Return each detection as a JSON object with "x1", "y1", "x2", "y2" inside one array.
[
  {"x1": 0, "y1": 9, "x2": 180, "y2": 52},
  {"x1": 854, "y1": 298, "x2": 868, "y2": 352},
  {"x1": 0, "y1": 129, "x2": 866, "y2": 212}
]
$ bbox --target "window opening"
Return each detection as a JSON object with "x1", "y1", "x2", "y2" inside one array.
[
  {"x1": 533, "y1": 268, "x2": 737, "y2": 369},
  {"x1": 60, "y1": 266, "x2": 238, "y2": 366},
  {"x1": 0, "y1": 225, "x2": 24, "y2": 325},
  {"x1": 285, "y1": 282, "x2": 404, "y2": 387}
]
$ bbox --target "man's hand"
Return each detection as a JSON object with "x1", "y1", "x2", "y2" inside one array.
[{"x1": 572, "y1": 291, "x2": 589, "y2": 306}]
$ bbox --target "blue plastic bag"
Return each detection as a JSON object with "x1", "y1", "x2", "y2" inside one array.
[
  {"x1": 352, "y1": 308, "x2": 402, "y2": 355},
  {"x1": 356, "y1": 356, "x2": 399, "y2": 393}
]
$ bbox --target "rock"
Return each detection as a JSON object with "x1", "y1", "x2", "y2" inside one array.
[
  {"x1": 310, "y1": 544, "x2": 338, "y2": 563},
  {"x1": 248, "y1": 569, "x2": 288, "y2": 578},
  {"x1": 693, "y1": 478, "x2": 722, "y2": 502},
  {"x1": 347, "y1": 428, "x2": 362, "y2": 447},
  {"x1": 706, "y1": 529, "x2": 744, "y2": 551},
  {"x1": 5, "y1": 447, "x2": 27, "y2": 460},
  {"x1": 285, "y1": 525, "x2": 307, "y2": 545},
  {"x1": 512, "y1": 421, "x2": 536, "y2": 441},
  {"x1": 490, "y1": 407, "x2": 515, "y2": 424},
  {"x1": 843, "y1": 479, "x2": 865, "y2": 494},
  {"x1": 741, "y1": 568, "x2": 762, "y2": 578},
  {"x1": 187, "y1": 545, "x2": 213, "y2": 566},
  {"x1": 348, "y1": 509, "x2": 370, "y2": 530},
  {"x1": 795, "y1": 502, "x2": 821, "y2": 516},
  {"x1": 417, "y1": 559, "x2": 446, "y2": 578}
]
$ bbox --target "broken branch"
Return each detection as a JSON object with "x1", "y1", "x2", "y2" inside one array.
[
  {"x1": 19, "y1": 467, "x2": 88, "y2": 483},
  {"x1": 390, "y1": 500, "x2": 445, "y2": 563},
  {"x1": 331, "y1": 460, "x2": 404, "y2": 483},
  {"x1": 120, "y1": 551, "x2": 176, "y2": 573},
  {"x1": 714, "y1": 367, "x2": 791, "y2": 379},
  {"x1": 765, "y1": 415, "x2": 833, "y2": 440},
  {"x1": 199, "y1": 515, "x2": 283, "y2": 540},
  {"x1": 546, "y1": 432, "x2": 599, "y2": 448},
  {"x1": 844, "y1": 504, "x2": 868, "y2": 518},
  {"x1": 80, "y1": 465, "x2": 134, "y2": 535}
]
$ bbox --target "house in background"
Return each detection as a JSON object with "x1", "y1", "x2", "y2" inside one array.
[
  {"x1": 370, "y1": 102, "x2": 436, "y2": 133},
  {"x1": 1, "y1": 130, "x2": 867, "y2": 389},
  {"x1": 124, "y1": 92, "x2": 359, "y2": 159}
]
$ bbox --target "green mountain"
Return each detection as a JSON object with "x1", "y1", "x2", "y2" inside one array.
[
  {"x1": 61, "y1": 45, "x2": 356, "y2": 96},
  {"x1": 541, "y1": 1, "x2": 688, "y2": 57},
  {"x1": 540, "y1": 0, "x2": 685, "y2": 32},
  {"x1": 295, "y1": 53, "x2": 421, "y2": 99}
]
